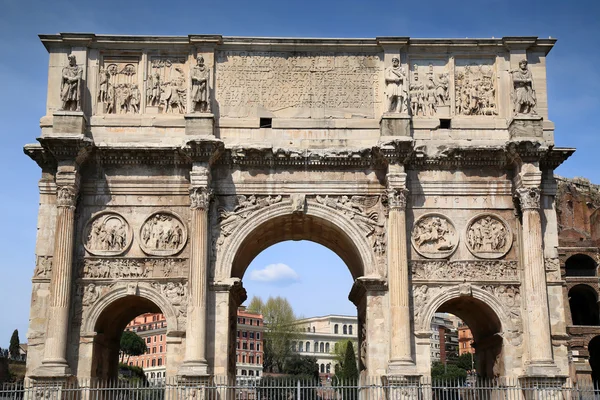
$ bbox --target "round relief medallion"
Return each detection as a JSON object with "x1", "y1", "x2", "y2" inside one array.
[
  {"x1": 465, "y1": 214, "x2": 512, "y2": 259},
  {"x1": 411, "y1": 213, "x2": 458, "y2": 259},
  {"x1": 139, "y1": 212, "x2": 187, "y2": 256},
  {"x1": 83, "y1": 212, "x2": 132, "y2": 256}
]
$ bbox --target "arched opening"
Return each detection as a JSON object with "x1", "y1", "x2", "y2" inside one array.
[
  {"x1": 569, "y1": 285, "x2": 599, "y2": 325},
  {"x1": 91, "y1": 295, "x2": 165, "y2": 381},
  {"x1": 566, "y1": 254, "x2": 597, "y2": 277},
  {"x1": 225, "y1": 210, "x2": 366, "y2": 380},
  {"x1": 433, "y1": 297, "x2": 503, "y2": 379},
  {"x1": 589, "y1": 336, "x2": 600, "y2": 389}
]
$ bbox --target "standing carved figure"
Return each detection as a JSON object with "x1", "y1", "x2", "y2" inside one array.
[
  {"x1": 510, "y1": 59, "x2": 537, "y2": 115},
  {"x1": 60, "y1": 54, "x2": 83, "y2": 111},
  {"x1": 147, "y1": 72, "x2": 161, "y2": 106},
  {"x1": 98, "y1": 68, "x2": 110, "y2": 104},
  {"x1": 384, "y1": 57, "x2": 406, "y2": 113},
  {"x1": 191, "y1": 56, "x2": 210, "y2": 113}
]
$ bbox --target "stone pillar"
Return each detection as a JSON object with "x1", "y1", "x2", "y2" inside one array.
[
  {"x1": 179, "y1": 164, "x2": 211, "y2": 378},
  {"x1": 516, "y1": 186, "x2": 557, "y2": 374},
  {"x1": 39, "y1": 167, "x2": 80, "y2": 376}
]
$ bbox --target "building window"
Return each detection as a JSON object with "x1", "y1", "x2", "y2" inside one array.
[
  {"x1": 152, "y1": 359, "x2": 156, "y2": 367},
  {"x1": 152, "y1": 347, "x2": 156, "y2": 354},
  {"x1": 249, "y1": 370, "x2": 254, "y2": 376},
  {"x1": 147, "y1": 338, "x2": 151, "y2": 344},
  {"x1": 320, "y1": 343, "x2": 324, "y2": 353},
  {"x1": 241, "y1": 370, "x2": 247, "y2": 376},
  {"x1": 158, "y1": 358, "x2": 162, "y2": 366},
  {"x1": 298, "y1": 342, "x2": 303, "y2": 352},
  {"x1": 242, "y1": 355, "x2": 246, "y2": 363},
  {"x1": 315, "y1": 341, "x2": 319, "y2": 352},
  {"x1": 325, "y1": 343, "x2": 330, "y2": 353},
  {"x1": 250, "y1": 343, "x2": 254, "y2": 350},
  {"x1": 256, "y1": 333, "x2": 260, "y2": 339},
  {"x1": 154, "y1": 336, "x2": 157, "y2": 342},
  {"x1": 257, "y1": 344, "x2": 260, "y2": 351},
  {"x1": 159, "y1": 345, "x2": 163, "y2": 352},
  {"x1": 334, "y1": 324, "x2": 339, "y2": 334},
  {"x1": 249, "y1": 356, "x2": 254, "y2": 364},
  {"x1": 250, "y1": 332, "x2": 255, "y2": 339},
  {"x1": 320, "y1": 364, "x2": 325, "y2": 373},
  {"x1": 343, "y1": 325, "x2": 347, "y2": 335},
  {"x1": 326, "y1": 364, "x2": 331, "y2": 373},
  {"x1": 243, "y1": 342, "x2": 248, "y2": 350},
  {"x1": 306, "y1": 342, "x2": 310, "y2": 352},
  {"x1": 312, "y1": 327, "x2": 315, "y2": 333},
  {"x1": 349, "y1": 325, "x2": 353, "y2": 335},
  {"x1": 242, "y1": 331, "x2": 247, "y2": 338}
]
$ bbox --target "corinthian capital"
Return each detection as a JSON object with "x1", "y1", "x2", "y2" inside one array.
[
  {"x1": 387, "y1": 188, "x2": 409, "y2": 210},
  {"x1": 190, "y1": 186, "x2": 213, "y2": 210},
  {"x1": 56, "y1": 185, "x2": 78, "y2": 208},
  {"x1": 515, "y1": 187, "x2": 541, "y2": 211}
]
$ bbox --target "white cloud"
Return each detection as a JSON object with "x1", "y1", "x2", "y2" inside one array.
[{"x1": 249, "y1": 263, "x2": 300, "y2": 284}]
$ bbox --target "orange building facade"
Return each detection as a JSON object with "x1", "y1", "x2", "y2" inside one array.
[
  {"x1": 236, "y1": 307, "x2": 265, "y2": 379},
  {"x1": 458, "y1": 323, "x2": 475, "y2": 356},
  {"x1": 124, "y1": 313, "x2": 167, "y2": 380}
]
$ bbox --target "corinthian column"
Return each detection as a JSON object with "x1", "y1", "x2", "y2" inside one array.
[
  {"x1": 40, "y1": 174, "x2": 79, "y2": 375},
  {"x1": 387, "y1": 169, "x2": 415, "y2": 375},
  {"x1": 180, "y1": 165, "x2": 211, "y2": 378},
  {"x1": 516, "y1": 186, "x2": 556, "y2": 373}
]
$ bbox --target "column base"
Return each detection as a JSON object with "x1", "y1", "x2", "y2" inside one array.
[
  {"x1": 185, "y1": 113, "x2": 215, "y2": 136},
  {"x1": 386, "y1": 361, "x2": 419, "y2": 380},
  {"x1": 178, "y1": 360, "x2": 209, "y2": 379},
  {"x1": 524, "y1": 361, "x2": 561, "y2": 377},
  {"x1": 30, "y1": 360, "x2": 72, "y2": 379},
  {"x1": 508, "y1": 114, "x2": 543, "y2": 140},
  {"x1": 519, "y1": 375, "x2": 567, "y2": 400},
  {"x1": 380, "y1": 113, "x2": 411, "y2": 137},
  {"x1": 51, "y1": 111, "x2": 87, "y2": 136},
  {"x1": 383, "y1": 374, "x2": 422, "y2": 400}
]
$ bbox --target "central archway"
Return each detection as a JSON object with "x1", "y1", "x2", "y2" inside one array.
[{"x1": 211, "y1": 199, "x2": 385, "y2": 378}]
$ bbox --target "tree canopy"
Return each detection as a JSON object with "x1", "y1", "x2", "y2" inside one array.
[
  {"x1": 283, "y1": 354, "x2": 319, "y2": 380},
  {"x1": 9, "y1": 330, "x2": 20, "y2": 360},
  {"x1": 246, "y1": 295, "x2": 300, "y2": 373},
  {"x1": 119, "y1": 331, "x2": 148, "y2": 363}
]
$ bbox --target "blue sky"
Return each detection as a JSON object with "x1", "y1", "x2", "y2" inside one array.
[{"x1": 0, "y1": 0, "x2": 599, "y2": 347}]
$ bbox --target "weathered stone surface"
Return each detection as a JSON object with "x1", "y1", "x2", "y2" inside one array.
[{"x1": 25, "y1": 34, "x2": 576, "y2": 383}]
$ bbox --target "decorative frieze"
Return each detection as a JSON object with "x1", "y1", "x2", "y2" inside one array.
[
  {"x1": 454, "y1": 59, "x2": 498, "y2": 116},
  {"x1": 411, "y1": 260, "x2": 519, "y2": 281},
  {"x1": 83, "y1": 212, "x2": 132, "y2": 256},
  {"x1": 411, "y1": 214, "x2": 458, "y2": 259},
  {"x1": 79, "y1": 257, "x2": 188, "y2": 280},
  {"x1": 140, "y1": 212, "x2": 187, "y2": 256}
]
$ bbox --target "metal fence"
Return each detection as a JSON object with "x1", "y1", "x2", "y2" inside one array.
[{"x1": 2, "y1": 377, "x2": 600, "y2": 400}]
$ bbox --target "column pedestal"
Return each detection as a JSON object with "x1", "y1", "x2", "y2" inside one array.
[
  {"x1": 50, "y1": 111, "x2": 87, "y2": 136},
  {"x1": 380, "y1": 114, "x2": 411, "y2": 137},
  {"x1": 185, "y1": 113, "x2": 215, "y2": 136},
  {"x1": 509, "y1": 115, "x2": 543, "y2": 140}
]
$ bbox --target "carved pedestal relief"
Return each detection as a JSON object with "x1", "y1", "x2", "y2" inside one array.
[
  {"x1": 97, "y1": 56, "x2": 141, "y2": 115},
  {"x1": 465, "y1": 214, "x2": 512, "y2": 259},
  {"x1": 454, "y1": 59, "x2": 498, "y2": 116},
  {"x1": 140, "y1": 212, "x2": 187, "y2": 256},
  {"x1": 147, "y1": 56, "x2": 188, "y2": 114},
  {"x1": 34, "y1": 256, "x2": 53, "y2": 279},
  {"x1": 411, "y1": 214, "x2": 458, "y2": 258},
  {"x1": 409, "y1": 60, "x2": 450, "y2": 118},
  {"x1": 84, "y1": 212, "x2": 132, "y2": 256}
]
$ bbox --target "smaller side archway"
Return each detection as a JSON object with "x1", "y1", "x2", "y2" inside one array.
[{"x1": 569, "y1": 285, "x2": 599, "y2": 326}]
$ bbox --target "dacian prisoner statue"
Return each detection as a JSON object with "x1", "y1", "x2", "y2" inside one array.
[
  {"x1": 60, "y1": 54, "x2": 82, "y2": 112},
  {"x1": 510, "y1": 59, "x2": 537, "y2": 115},
  {"x1": 191, "y1": 56, "x2": 210, "y2": 113},
  {"x1": 385, "y1": 57, "x2": 407, "y2": 113}
]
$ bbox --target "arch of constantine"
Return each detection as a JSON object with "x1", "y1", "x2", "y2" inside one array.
[{"x1": 25, "y1": 34, "x2": 575, "y2": 384}]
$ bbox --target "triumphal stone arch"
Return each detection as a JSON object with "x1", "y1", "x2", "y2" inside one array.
[{"x1": 25, "y1": 34, "x2": 574, "y2": 384}]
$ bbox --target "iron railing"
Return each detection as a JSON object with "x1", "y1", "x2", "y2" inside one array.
[{"x1": 2, "y1": 377, "x2": 600, "y2": 400}]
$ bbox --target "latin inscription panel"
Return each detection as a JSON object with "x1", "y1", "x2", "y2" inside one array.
[{"x1": 216, "y1": 51, "x2": 382, "y2": 118}]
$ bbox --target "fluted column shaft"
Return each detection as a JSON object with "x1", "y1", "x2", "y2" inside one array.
[
  {"x1": 43, "y1": 184, "x2": 78, "y2": 369},
  {"x1": 387, "y1": 187, "x2": 413, "y2": 366},
  {"x1": 181, "y1": 185, "x2": 211, "y2": 375},
  {"x1": 518, "y1": 187, "x2": 554, "y2": 365}
]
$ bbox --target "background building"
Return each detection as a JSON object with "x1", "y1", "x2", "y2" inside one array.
[
  {"x1": 292, "y1": 315, "x2": 358, "y2": 379},
  {"x1": 430, "y1": 313, "x2": 458, "y2": 364},
  {"x1": 125, "y1": 313, "x2": 167, "y2": 381},
  {"x1": 458, "y1": 323, "x2": 475, "y2": 356},
  {"x1": 236, "y1": 307, "x2": 265, "y2": 379}
]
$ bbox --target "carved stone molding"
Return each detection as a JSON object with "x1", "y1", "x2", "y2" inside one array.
[
  {"x1": 151, "y1": 281, "x2": 188, "y2": 327},
  {"x1": 465, "y1": 214, "x2": 513, "y2": 259},
  {"x1": 34, "y1": 256, "x2": 53, "y2": 279},
  {"x1": 515, "y1": 187, "x2": 541, "y2": 210},
  {"x1": 411, "y1": 213, "x2": 458, "y2": 259},
  {"x1": 140, "y1": 212, "x2": 188, "y2": 256},
  {"x1": 411, "y1": 260, "x2": 518, "y2": 281},
  {"x1": 83, "y1": 212, "x2": 132, "y2": 256},
  {"x1": 190, "y1": 187, "x2": 212, "y2": 210},
  {"x1": 79, "y1": 257, "x2": 188, "y2": 280},
  {"x1": 56, "y1": 185, "x2": 78, "y2": 208}
]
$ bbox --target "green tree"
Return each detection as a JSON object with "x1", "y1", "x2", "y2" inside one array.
[
  {"x1": 246, "y1": 296, "x2": 299, "y2": 373},
  {"x1": 341, "y1": 341, "x2": 359, "y2": 382},
  {"x1": 9, "y1": 330, "x2": 20, "y2": 360},
  {"x1": 119, "y1": 331, "x2": 148, "y2": 363},
  {"x1": 431, "y1": 361, "x2": 467, "y2": 382},
  {"x1": 284, "y1": 354, "x2": 319, "y2": 380},
  {"x1": 455, "y1": 353, "x2": 474, "y2": 372},
  {"x1": 331, "y1": 339, "x2": 357, "y2": 370}
]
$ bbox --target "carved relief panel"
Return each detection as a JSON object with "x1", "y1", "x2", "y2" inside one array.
[
  {"x1": 79, "y1": 258, "x2": 188, "y2": 279},
  {"x1": 411, "y1": 213, "x2": 458, "y2": 259},
  {"x1": 409, "y1": 59, "x2": 451, "y2": 118},
  {"x1": 454, "y1": 58, "x2": 498, "y2": 116},
  {"x1": 147, "y1": 56, "x2": 188, "y2": 114},
  {"x1": 97, "y1": 56, "x2": 141, "y2": 115},
  {"x1": 83, "y1": 212, "x2": 132, "y2": 256},
  {"x1": 465, "y1": 214, "x2": 512, "y2": 258},
  {"x1": 215, "y1": 51, "x2": 382, "y2": 118},
  {"x1": 140, "y1": 212, "x2": 187, "y2": 256}
]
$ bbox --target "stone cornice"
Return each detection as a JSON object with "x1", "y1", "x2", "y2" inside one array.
[
  {"x1": 23, "y1": 144, "x2": 57, "y2": 171},
  {"x1": 37, "y1": 136, "x2": 93, "y2": 164},
  {"x1": 180, "y1": 138, "x2": 225, "y2": 165}
]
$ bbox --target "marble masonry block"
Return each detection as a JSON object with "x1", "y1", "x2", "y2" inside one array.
[
  {"x1": 51, "y1": 111, "x2": 87, "y2": 136},
  {"x1": 185, "y1": 114, "x2": 215, "y2": 136},
  {"x1": 509, "y1": 115, "x2": 543, "y2": 140},
  {"x1": 380, "y1": 114, "x2": 411, "y2": 137}
]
